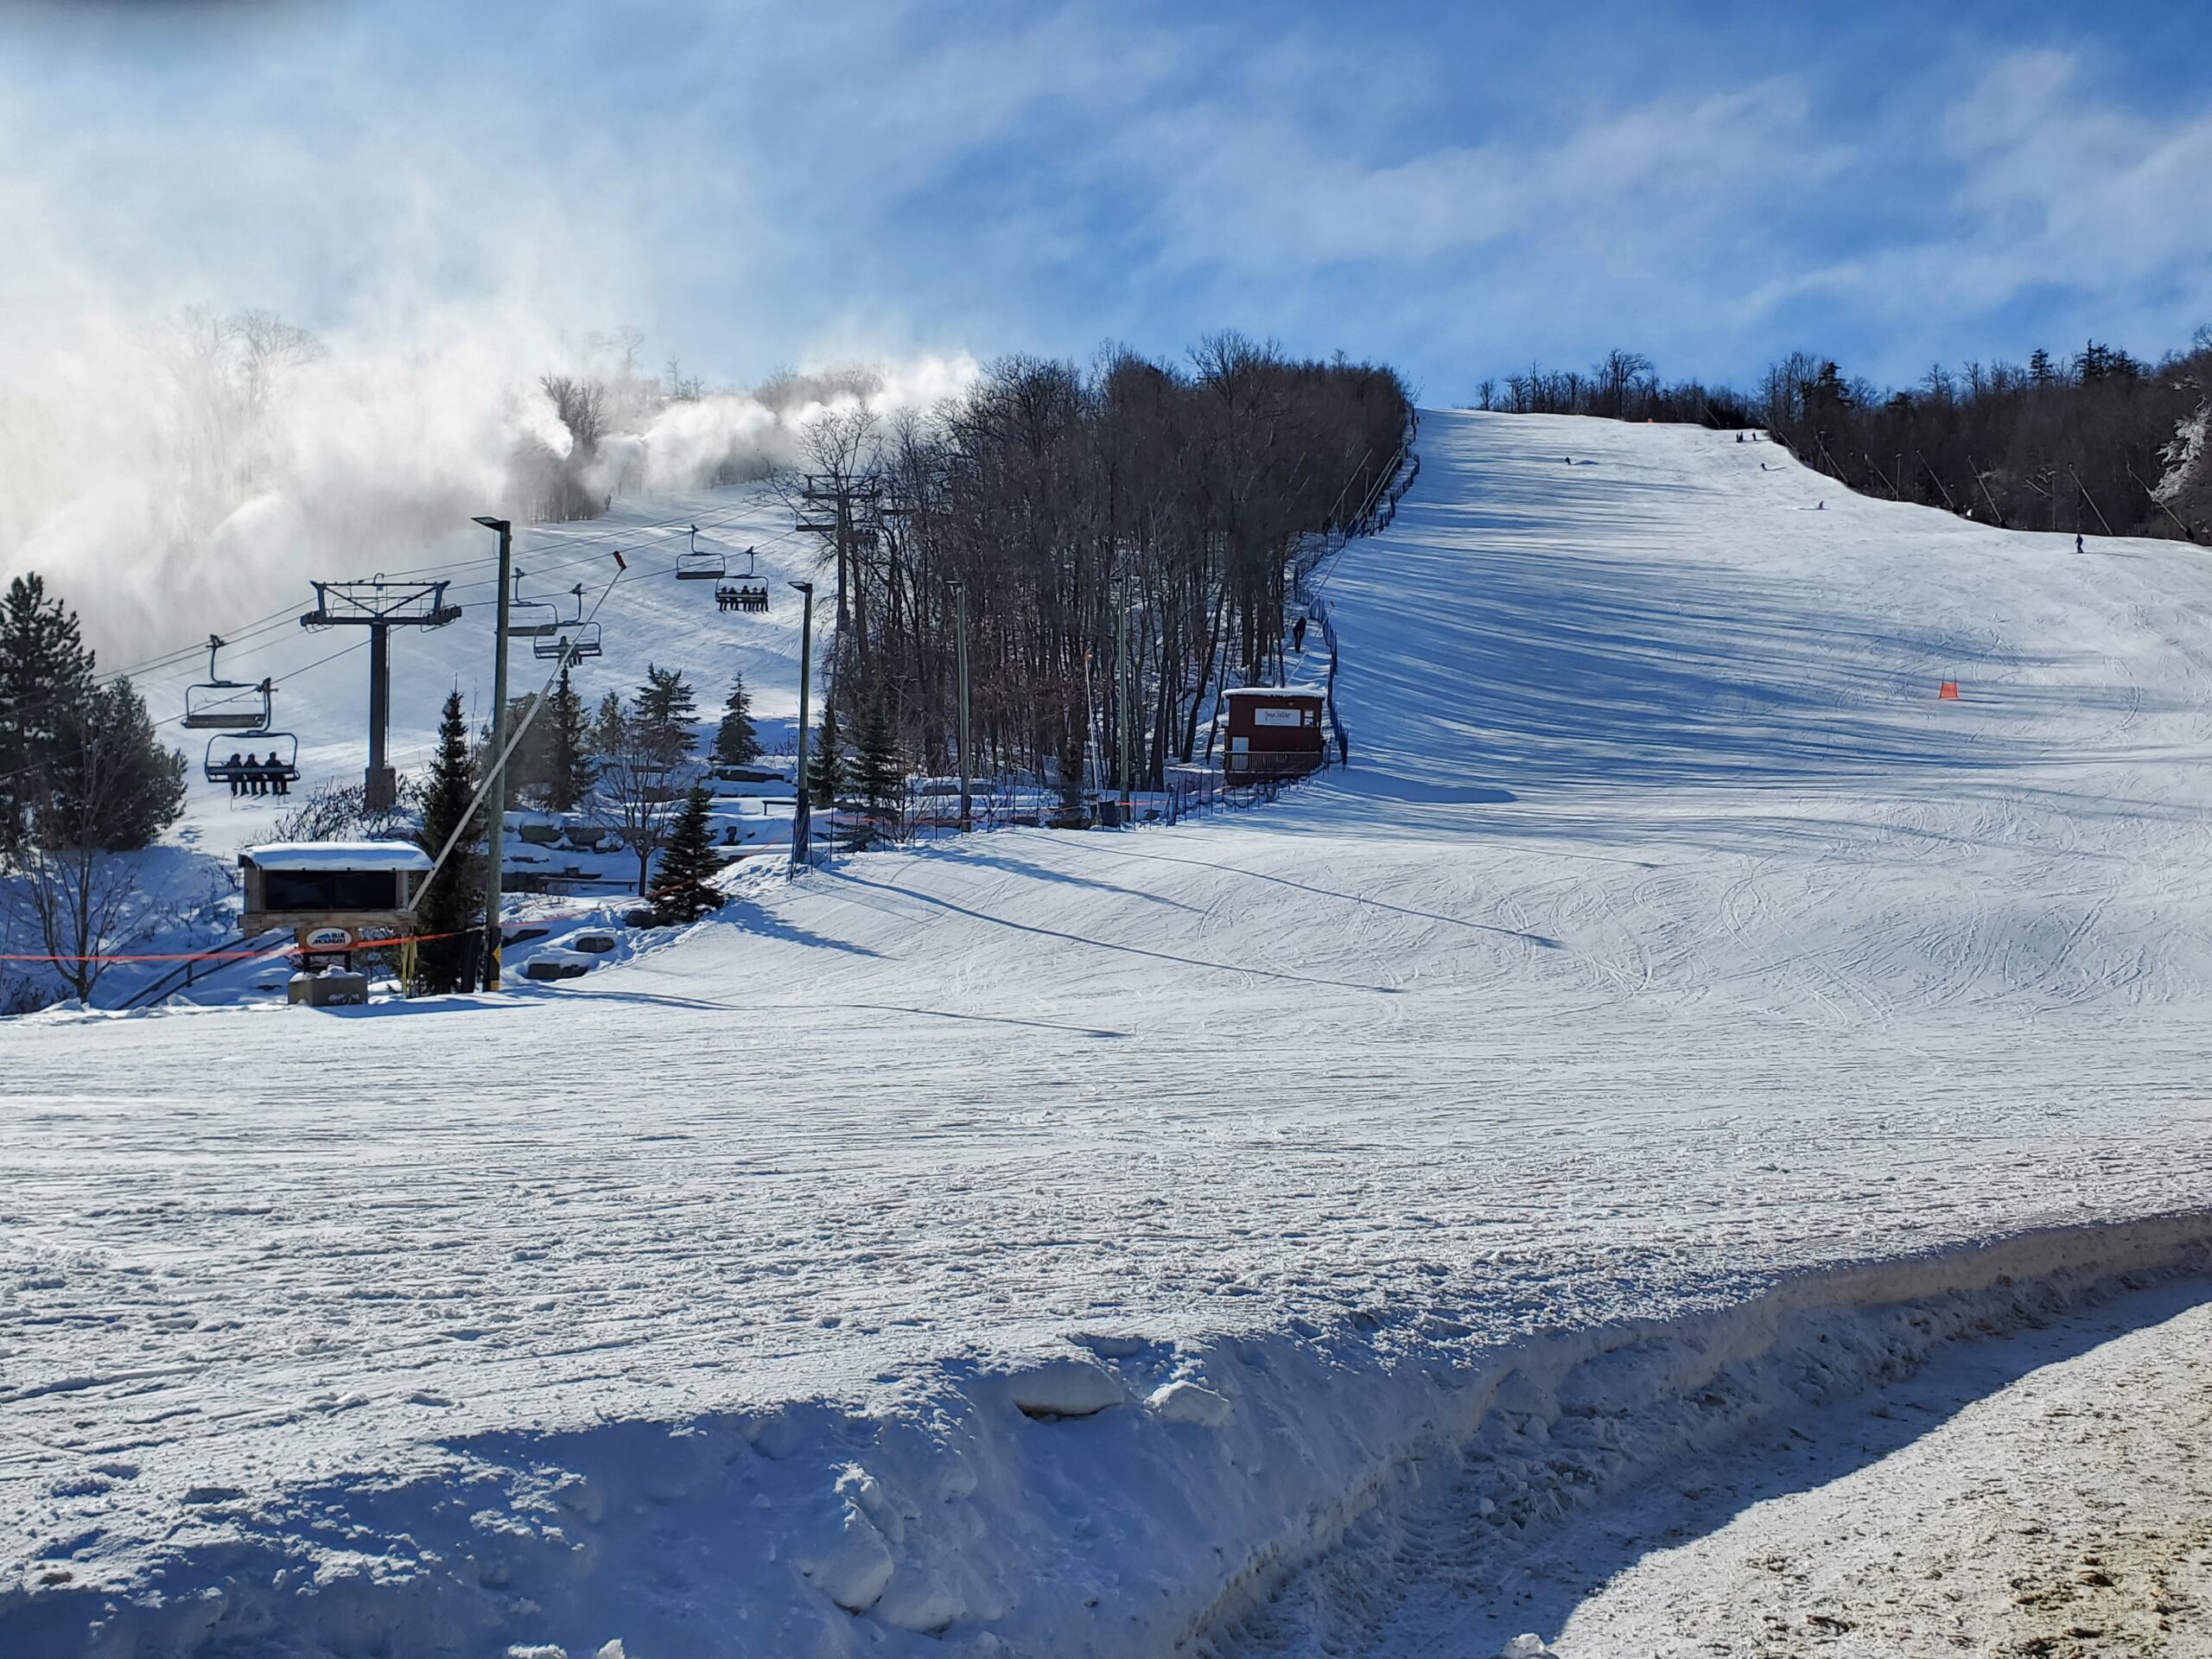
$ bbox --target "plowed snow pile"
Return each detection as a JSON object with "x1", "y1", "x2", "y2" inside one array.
[{"x1": 5, "y1": 414, "x2": 2212, "y2": 1656}]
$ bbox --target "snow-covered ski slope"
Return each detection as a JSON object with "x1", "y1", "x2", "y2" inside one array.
[{"x1": 7, "y1": 412, "x2": 2212, "y2": 1656}]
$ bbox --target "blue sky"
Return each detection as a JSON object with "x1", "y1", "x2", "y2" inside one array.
[{"x1": 6, "y1": 0, "x2": 2211, "y2": 399}]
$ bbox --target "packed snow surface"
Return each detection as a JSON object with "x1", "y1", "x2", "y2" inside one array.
[
  {"x1": 6, "y1": 414, "x2": 2212, "y2": 1656},
  {"x1": 1325, "y1": 1272, "x2": 2210, "y2": 1659}
]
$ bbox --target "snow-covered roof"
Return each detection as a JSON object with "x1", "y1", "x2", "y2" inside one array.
[
  {"x1": 240, "y1": 841, "x2": 434, "y2": 872},
  {"x1": 1223, "y1": 685, "x2": 1325, "y2": 699}
]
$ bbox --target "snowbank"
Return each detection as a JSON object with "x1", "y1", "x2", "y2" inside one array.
[{"x1": 5, "y1": 1216, "x2": 2205, "y2": 1657}]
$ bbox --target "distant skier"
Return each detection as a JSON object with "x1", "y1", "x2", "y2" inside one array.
[
  {"x1": 2075, "y1": 532, "x2": 2085, "y2": 555},
  {"x1": 1293, "y1": 615, "x2": 1307, "y2": 652}
]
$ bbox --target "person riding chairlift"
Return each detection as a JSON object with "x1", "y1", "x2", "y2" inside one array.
[{"x1": 226, "y1": 751, "x2": 245, "y2": 799}]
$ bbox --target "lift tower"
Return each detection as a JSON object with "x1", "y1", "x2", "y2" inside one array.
[{"x1": 301, "y1": 576, "x2": 462, "y2": 810}]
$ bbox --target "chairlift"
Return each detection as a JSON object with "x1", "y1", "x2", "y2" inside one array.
[
  {"x1": 504, "y1": 567, "x2": 561, "y2": 637},
  {"x1": 204, "y1": 731, "x2": 301, "y2": 789},
  {"x1": 535, "y1": 622, "x2": 603, "y2": 661},
  {"x1": 676, "y1": 525, "x2": 726, "y2": 580},
  {"x1": 181, "y1": 636, "x2": 274, "y2": 731},
  {"x1": 715, "y1": 546, "x2": 769, "y2": 613}
]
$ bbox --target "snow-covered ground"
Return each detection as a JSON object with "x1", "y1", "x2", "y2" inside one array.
[
  {"x1": 1544, "y1": 1274, "x2": 2212, "y2": 1658},
  {"x1": 5, "y1": 413, "x2": 2212, "y2": 1656}
]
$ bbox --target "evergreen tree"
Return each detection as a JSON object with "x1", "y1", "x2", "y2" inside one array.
[
  {"x1": 499, "y1": 691, "x2": 549, "y2": 808},
  {"x1": 632, "y1": 663, "x2": 697, "y2": 768},
  {"x1": 712, "y1": 671, "x2": 760, "y2": 766},
  {"x1": 0, "y1": 574, "x2": 96, "y2": 856},
  {"x1": 2028, "y1": 347, "x2": 2057, "y2": 387},
  {"x1": 40, "y1": 677, "x2": 186, "y2": 852},
  {"x1": 852, "y1": 681, "x2": 902, "y2": 830},
  {"x1": 412, "y1": 690, "x2": 483, "y2": 994},
  {"x1": 649, "y1": 784, "x2": 724, "y2": 925},
  {"x1": 806, "y1": 703, "x2": 844, "y2": 810},
  {"x1": 546, "y1": 666, "x2": 594, "y2": 812},
  {"x1": 590, "y1": 689, "x2": 626, "y2": 760}
]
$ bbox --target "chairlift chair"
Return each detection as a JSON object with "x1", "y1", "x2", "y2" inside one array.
[
  {"x1": 676, "y1": 525, "x2": 725, "y2": 580},
  {"x1": 715, "y1": 547, "x2": 770, "y2": 613},
  {"x1": 503, "y1": 568, "x2": 561, "y2": 637},
  {"x1": 535, "y1": 622, "x2": 603, "y2": 661},
  {"x1": 181, "y1": 636, "x2": 274, "y2": 731},
  {"x1": 204, "y1": 731, "x2": 300, "y2": 787}
]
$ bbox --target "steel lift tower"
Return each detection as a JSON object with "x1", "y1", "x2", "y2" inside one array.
[{"x1": 301, "y1": 576, "x2": 463, "y2": 810}]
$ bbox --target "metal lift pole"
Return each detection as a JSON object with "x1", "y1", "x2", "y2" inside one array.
[
  {"x1": 366, "y1": 622, "x2": 393, "y2": 808},
  {"x1": 475, "y1": 516, "x2": 514, "y2": 991}
]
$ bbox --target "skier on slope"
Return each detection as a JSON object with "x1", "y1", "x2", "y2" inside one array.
[{"x1": 2075, "y1": 532, "x2": 2085, "y2": 555}]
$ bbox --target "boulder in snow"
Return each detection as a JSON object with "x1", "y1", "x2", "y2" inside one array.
[{"x1": 523, "y1": 950, "x2": 594, "y2": 982}]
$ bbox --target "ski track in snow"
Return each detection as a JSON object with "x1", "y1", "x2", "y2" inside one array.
[{"x1": 5, "y1": 414, "x2": 2212, "y2": 1655}]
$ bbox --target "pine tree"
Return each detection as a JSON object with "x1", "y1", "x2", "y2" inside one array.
[
  {"x1": 806, "y1": 703, "x2": 844, "y2": 810},
  {"x1": 632, "y1": 663, "x2": 697, "y2": 768},
  {"x1": 590, "y1": 689, "x2": 626, "y2": 760},
  {"x1": 712, "y1": 672, "x2": 760, "y2": 766},
  {"x1": 0, "y1": 573, "x2": 96, "y2": 856},
  {"x1": 41, "y1": 677, "x2": 186, "y2": 852},
  {"x1": 412, "y1": 690, "x2": 483, "y2": 994},
  {"x1": 499, "y1": 691, "x2": 548, "y2": 808},
  {"x1": 546, "y1": 665, "x2": 594, "y2": 812},
  {"x1": 649, "y1": 783, "x2": 724, "y2": 925},
  {"x1": 852, "y1": 682, "x2": 902, "y2": 831}
]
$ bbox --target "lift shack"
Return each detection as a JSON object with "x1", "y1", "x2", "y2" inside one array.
[
  {"x1": 239, "y1": 842, "x2": 433, "y2": 983},
  {"x1": 1222, "y1": 686, "x2": 1328, "y2": 782}
]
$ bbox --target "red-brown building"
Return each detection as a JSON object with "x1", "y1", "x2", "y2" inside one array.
[{"x1": 1223, "y1": 687, "x2": 1328, "y2": 780}]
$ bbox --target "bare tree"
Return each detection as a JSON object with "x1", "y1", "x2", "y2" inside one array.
[
  {"x1": 5, "y1": 720, "x2": 156, "y2": 1005},
  {"x1": 592, "y1": 718, "x2": 685, "y2": 898},
  {"x1": 537, "y1": 374, "x2": 611, "y2": 519}
]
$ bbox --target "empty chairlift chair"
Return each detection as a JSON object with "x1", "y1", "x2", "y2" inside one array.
[
  {"x1": 676, "y1": 526, "x2": 726, "y2": 581},
  {"x1": 503, "y1": 568, "x2": 562, "y2": 638},
  {"x1": 181, "y1": 636, "x2": 273, "y2": 732}
]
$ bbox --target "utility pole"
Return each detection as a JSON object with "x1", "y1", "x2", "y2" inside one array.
[
  {"x1": 790, "y1": 580, "x2": 814, "y2": 874},
  {"x1": 949, "y1": 578, "x2": 971, "y2": 831},
  {"x1": 474, "y1": 516, "x2": 513, "y2": 991}
]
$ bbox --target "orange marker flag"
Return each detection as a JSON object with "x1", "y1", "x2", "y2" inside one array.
[{"x1": 1937, "y1": 680, "x2": 1959, "y2": 700}]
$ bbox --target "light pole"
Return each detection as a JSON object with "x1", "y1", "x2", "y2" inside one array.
[
  {"x1": 472, "y1": 515, "x2": 512, "y2": 990},
  {"x1": 1116, "y1": 591, "x2": 1141, "y2": 820},
  {"x1": 790, "y1": 580, "x2": 814, "y2": 875},
  {"x1": 948, "y1": 578, "x2": 971, "y2": 832}
]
